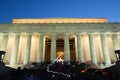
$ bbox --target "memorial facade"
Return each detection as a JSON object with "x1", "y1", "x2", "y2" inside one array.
[{"x1": 0, "y1": 18, "x2": 120, "y2": 67}]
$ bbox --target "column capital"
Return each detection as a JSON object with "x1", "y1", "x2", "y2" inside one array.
[
  {"x1": 38, "y1": 33, "x2": 45, "y2": 38},
  {"x1": 0, "y1": 33, "x2": 5, "y2": 35},
  {"x1": 88, "y1": 32, "x2": 100, "y2": 35},
  {"x1": 50, "y1": 33, "x2": 57, "y2": 36},
  {"x1": 0, "y1": 33, "x2": 9, "y2": 36},
  {"x1": 76, "y1": 33, "x2": 82, "y2": 35},
  {"x1": 88, "y1": 33, "x2": 94, "y2": 35},
  {"x1": 39, "y1": 32, "x2": 45, "y2": 35},
  {"x1": 99, "y1": 32, "x2": 112, "y2": 35},
  {"x1": 64, "y1": 33, "x2": 70, "y2": 36},
  {"x1": 115, "y1": 32, "x2": 120, "y2": 35},
  {"x1": 19, "y1": 32, "x2": 33, "y2": 35},
  {"x1": 9, "y1": 33, "x2": 22, "y2": 36}
]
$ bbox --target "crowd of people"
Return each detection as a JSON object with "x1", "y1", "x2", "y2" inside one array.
[
  {"x1": 1, "y1": 60, "x2": 120, "y2": 80},
  {"x1": 1, "y1": 50, "x2": 120, "y2": 80}
]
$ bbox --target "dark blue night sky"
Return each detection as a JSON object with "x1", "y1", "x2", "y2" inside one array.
[{"x1": 0, "y1": 0, "x2": 120, "y2": 23}]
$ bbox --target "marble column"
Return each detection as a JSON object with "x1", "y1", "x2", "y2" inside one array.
[
  {"x1": 112, "y1": 33, "x2": 120, "y2": 50},
  {"x1": 50, "y1": 33, "x2": 56, "y2": 62},
  {"x1": 37, "y1": 33, "x2": 45, "y2": 62},
  {"x1": 10, "y1": 34, "x2": 20, "y2": 66},
  {"x1": 64, "y1": 33, "x2": 70, "y2": 61},
  {"x1": 1, "y1": 34, "x2": 8, "y2": 51},
  {"x1": 89, "y1": 33, "x2": 97, "y2": 64},
  {"x1": 23, "y1": 34, "x2": 32, "y2": 65},
  {"x1": 75, "y1": 35, "x2": 78, "y2": 61},
  {"x1": 77, "y1": 33, "x2": 85, "y2": 62},
  {"x1": 0, "y1": 33, "x2": 3, "y2": 50},
  {"x1": 100, "y1": 34, "x2": 111, "y2": 65}
]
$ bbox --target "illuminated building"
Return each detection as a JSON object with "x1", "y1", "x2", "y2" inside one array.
[{"x1": 0, "y1": 18, "x2": 119, "y2": 68}]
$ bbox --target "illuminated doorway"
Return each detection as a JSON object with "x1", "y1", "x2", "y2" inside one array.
[{"x1": 44, "y1": 38, "x2": 76, "y2": 61}]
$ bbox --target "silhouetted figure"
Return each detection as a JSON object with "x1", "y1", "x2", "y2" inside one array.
[
  {"x1": 0, "y1": 51, "x2": 6, "y2": 62},
  {"x1": 114, "y1": 50, "x2": 120, "y2": 61}
]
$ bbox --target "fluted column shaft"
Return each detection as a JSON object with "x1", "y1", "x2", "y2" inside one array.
[
  {"x1": 100, "y1": 34, "x2": 111, "y2": 65},
  {"x1": 112, "y1": 34, "x2": 120, "y2": 50},
  {"x1": 64, "y1": 33, "x2": 70, "y2": 61},
  {"x1": 1, "y1": 34, "x2": 8, "y2": 51},
  {"x1": 89, "y1": 33, "x2": 97, "y2": 64},
  {"x1": 23, "y1": 34, "x2": 32, "y2": 65},
  {"x1": 37, "y1": 33, "x2": 45, "y2": 62},
  {"x1": 50, "y1": 33, "x2": 56, "y2": 62},
  {"x1": 0, "y1": 33, "x2": 4, "y2": 50},
  {"x1": 77, "y1": 33, "x2": 85, "y2": 62},
  {"x1": 10, "y1": 34, "x2": 20, "y2": 66}
]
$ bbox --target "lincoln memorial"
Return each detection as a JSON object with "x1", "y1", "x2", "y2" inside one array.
[{"x1": 0, "y1": 18, "x2": 120, "y2": 68}]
